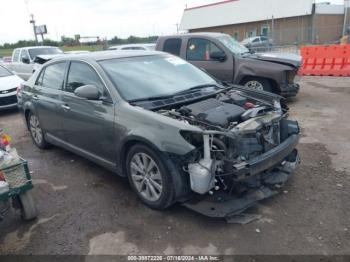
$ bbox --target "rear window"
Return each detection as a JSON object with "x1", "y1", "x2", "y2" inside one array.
[
  {"x1": 41, "y1": 62, "x2": 66, "y2": 90},
  {"x1": 13, "y1": 50, "x2": 20, "y2": 62},
  {"x1": 28, "y1": 48, "x2": 63, "y2": 60},
  {"x1": 163, "y1": 38, "x2": 182, "y2": 56}
]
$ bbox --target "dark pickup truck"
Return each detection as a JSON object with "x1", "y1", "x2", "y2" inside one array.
[{"x1": 156, "y1": 33, "x2": 301, "y2": 97}]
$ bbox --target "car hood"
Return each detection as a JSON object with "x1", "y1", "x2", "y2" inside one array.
[
  {"x1": 0, "y1": 74, "x2": 23, "y2": 91},
  {"x1": 34, "y1": 54, "x2": 64, "y2": 64},
  {"x1": 243, "y1": 52, "x2": 302, "y2": 68}
]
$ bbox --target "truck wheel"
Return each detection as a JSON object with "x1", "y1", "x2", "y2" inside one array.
[
  {"x1": 126, "y1": 144, "x2": 175, "y2": 210},
  {"x1": 242, "y1": 77, "x2": 273, "y2": 93},
  {"x1": 27, "y1": 112, "x2": 50, "y2": 149},
  {"x1": 19, "y1": 191, "x2": 38, "y2": 221}
]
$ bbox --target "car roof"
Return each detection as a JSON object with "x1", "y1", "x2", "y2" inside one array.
[
  {"x1": 108, "y1": 43, "x2": 156, "y2": 49},
  {"x1": 52, "y1": 50, "x2": 165, "y2": 62},
  {"x1": 160, "y1": 32, "x2": 228, "y2": 39},
  {"x1": 15, "y1": 46, "x2": 60, "y2": 50}
]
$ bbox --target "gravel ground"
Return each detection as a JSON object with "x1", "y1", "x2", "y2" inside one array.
[{"x1": 0, "y1": 77, "x2": 349, "y2": 256}]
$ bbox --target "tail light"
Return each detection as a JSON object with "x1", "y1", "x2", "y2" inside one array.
[
  {"x1": 0, "y1": 171, "x2": 5, "y2": 182},
  {"x1": 244, "y1": 102, "x2": 255, "y2": 109},
  {"x1": 16, "y1": 84, "x2": 23, "y2": 95}
]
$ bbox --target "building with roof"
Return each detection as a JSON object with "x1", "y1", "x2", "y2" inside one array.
[{"x1": 179, "y1": 0, "x2": 349, "y2": 45}]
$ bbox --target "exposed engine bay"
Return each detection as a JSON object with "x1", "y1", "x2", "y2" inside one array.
[{"x1": 157, "y1": 87, "x2": 300, "y2": 217}]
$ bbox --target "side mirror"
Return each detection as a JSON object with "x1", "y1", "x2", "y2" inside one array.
[
  {"x1": 74, "y1": 85, "x2": 101, "y2": 100},
  {"x1": 21, "y1": 57, "x2": 30, "y2": 64},
  {"x1": 210, "y1": 51, "x2": 226, "y2": 62}
]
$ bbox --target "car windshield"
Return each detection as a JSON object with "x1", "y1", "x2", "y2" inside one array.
[
  {"x1": 0, "y1": 65, "x2": 12, "y2": 77},
  {"x1": 99, "y1": 55, "x2": 217, "y2": 101},
  {"x1": 28, "y1": 47, "x2": 63, "y2": 59},
  {"x1": 216, "y1": 35, "x2": 250, "y2": 55}
]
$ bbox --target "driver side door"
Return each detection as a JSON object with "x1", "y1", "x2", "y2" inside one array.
[
  {"x1": 60, "y1": 61, "x2": 116, "y2": 163},
  {"x1": 185, "y1": 38, "x2": 234, "y2": 82}
]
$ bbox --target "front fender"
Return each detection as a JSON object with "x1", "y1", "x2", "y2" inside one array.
[{"x1": 234, "y1": 57, "x2": 292, "y2": 86}]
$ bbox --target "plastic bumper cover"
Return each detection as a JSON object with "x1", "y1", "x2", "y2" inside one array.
[{"x1": 280, "y1": 83, "x2": 300, "y2": 97}]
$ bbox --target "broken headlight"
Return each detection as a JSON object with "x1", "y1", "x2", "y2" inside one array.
[{"x1": 180, "y1": 131, "x2": 204, "y2": 147}]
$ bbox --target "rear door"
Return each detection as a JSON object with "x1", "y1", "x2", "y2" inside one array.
[
  {"x1": 33, "y1": 62, "x2": 67, "y2": 140},
  {"x1": 60, "y1": 61, "x2": 115, "y2": 162},
  {"x1": 185, "y1": 37, "x2": 234, "y2": 82},
  {"x1": 19, "y1": 49, "x2": 34, "y2": 80}
]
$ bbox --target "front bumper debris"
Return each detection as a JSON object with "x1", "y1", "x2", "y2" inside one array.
[
  {"x1": 233, "y1": 134, "x2": 299, "y2": 180},
  {"x1": 182, "y1": 149, "x2": 300, "y2": 218},
  {"x1": 280, "y1": 83, "x2": 300, "y2": 98}
]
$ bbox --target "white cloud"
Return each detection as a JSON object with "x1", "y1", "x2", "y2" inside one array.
[{"x1": 0, "y1": 0, "x2": 345, "y2": 44}]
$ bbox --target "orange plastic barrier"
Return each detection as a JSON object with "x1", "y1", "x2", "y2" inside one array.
[{"x1": 299, "y1": 44, "x2": 350, "y2": 77}]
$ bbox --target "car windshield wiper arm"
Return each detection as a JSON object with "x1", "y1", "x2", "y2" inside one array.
[
  {"x1": 129, "y1": 94, "x2": 174, "y2": 103},
  {"x1": 173, "y1": 84, "x2": 219, "y2": 96},
  {"x1": 129, "y1": 84, "x2": 220, "y2": 103}
]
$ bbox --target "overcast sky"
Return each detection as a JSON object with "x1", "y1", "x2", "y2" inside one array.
[{"x1": 0, "y1": 0, "x2": 346, "y2": 44}]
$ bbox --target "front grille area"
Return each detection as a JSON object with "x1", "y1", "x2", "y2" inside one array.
[
  {"x1": 0, "y1": 95, "x2": 17, "y2": 106},
  {"x1": 0, "y1": 88, "x2": 17, "y2": 95}
]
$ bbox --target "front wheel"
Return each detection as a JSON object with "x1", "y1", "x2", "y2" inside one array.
[
  {"x1": 126, "y1": 145, "x2": 175, "y2": 210},
  {"x1": 242, "y1": 77, "x2": 273, "y2": 93}
]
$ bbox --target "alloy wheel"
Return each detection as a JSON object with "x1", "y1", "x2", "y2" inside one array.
[
  {"x1": 245, "y1": 80, "x2": 264, "y2": 91},
  {"x1": 29, "y1": 115, "x2": 43, "y2": 145},
  {"x1": 130, "y1": 152, "x2": 163, "y2": 202}
]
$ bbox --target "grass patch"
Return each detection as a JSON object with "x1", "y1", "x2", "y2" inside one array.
[{"x1": 0, "y1": 49, "x2": 13, "y2": 57}]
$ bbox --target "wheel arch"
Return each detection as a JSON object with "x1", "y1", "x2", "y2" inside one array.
[
  {"x1": 239, "y1": 75, "x2": 280, "y2": 94},
  {"x1": 119, "y1": 136, "x2": 189, "y2": 199}
]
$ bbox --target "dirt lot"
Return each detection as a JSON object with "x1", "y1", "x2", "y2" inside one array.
[{"x1": 0, "y1": 77, "x2": 349, "y2": 256}]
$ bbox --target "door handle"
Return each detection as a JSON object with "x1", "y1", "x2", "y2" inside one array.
[
  {"x1": 33, "y1": 95, "x2": 39, "y2": 100},
  {"x1": 61, "y1": 104, "x2": 70, "y2": 110}
]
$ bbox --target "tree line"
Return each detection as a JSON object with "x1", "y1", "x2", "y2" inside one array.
[{"x1": 0, "y1": 35, "x2": 159, "y2": 49}]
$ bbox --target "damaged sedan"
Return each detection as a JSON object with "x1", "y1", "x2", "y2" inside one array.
[{"x1": 18, "y1": 51, "x2": 300, "y2": 218}]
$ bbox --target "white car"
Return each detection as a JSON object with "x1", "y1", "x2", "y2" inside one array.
[{"x1": 0, "y1": 65, "x2": 23, "y2": 110}]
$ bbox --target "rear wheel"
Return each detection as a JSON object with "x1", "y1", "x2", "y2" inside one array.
[
  {"x1": 126, "y1": 145, "x2": 174, "y2": 210},
  {"x1": 242, "y1": 77, "x2": 273, "y2": 93},
  {"x1": 27, "y1": 112, "x2": 50, "y2": 149},
  {"x1": 19, "y1": 191, "x2": 38, "y2": 221}
]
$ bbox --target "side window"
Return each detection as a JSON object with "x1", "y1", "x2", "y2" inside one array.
[
  {"x1": 13, "y1": 50, "x2": 20, "y2": 62},
  {"x1": 20, "y1": 50, "x2": 30, "y2": 62},
  {"x1": 260, "y1": 36, "x2": 268, "y2": 42},
  {"x1": 252, "y1": 37, "x2": 260, "y2": 43},
  {"x1": 66, "y1": 62, "x2": 105, "y2": 94},
  {"x1": 186, "y1": 38, "x2": 221, "y2": 61},
  {"x1": 163, "y1": 38, "x2": 182, "y2": 56},
  {"x1": 35, "y1": 69, "x2": 45, "y2": 86},
  {"x1": 42, "y1": 62, "x2": 66, "y2": 90}
]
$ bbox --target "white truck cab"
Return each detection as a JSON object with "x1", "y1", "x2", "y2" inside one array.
[{"x1": 7, "y1": 46, "x2": 63, "y2": 80}]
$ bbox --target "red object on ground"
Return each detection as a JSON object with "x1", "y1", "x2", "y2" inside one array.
[{"x1": 299, "y1": 44, "x2": 350, "y2": 77}]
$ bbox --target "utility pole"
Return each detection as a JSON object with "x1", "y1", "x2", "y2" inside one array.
[
  {"x1": 175, "y1": 23, "x2": 179, "y2": 33},
  {"x1": 343, "y1": 0, "x2": 349, "y2": 35},
  {"x1": 29, "y1": 14, "x2": 38, "y2": 45}
]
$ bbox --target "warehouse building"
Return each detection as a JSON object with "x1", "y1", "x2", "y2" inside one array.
[{"x1": 179, "y1": 0, "x2": 348, "y2": 45}]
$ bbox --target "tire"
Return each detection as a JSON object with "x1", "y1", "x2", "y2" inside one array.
[
  {"x1": 27, "y1": 112, "x2": 50, "y2": 149},
  {"x1": 126, "y1": 144, "x2": 175, "y2": 210},
  {"x1": 19, "y1": 191, "x2": 38, "y2": 221},
  {"x1": 242, "y1": 77, "x2": 273, "y2": 93}
]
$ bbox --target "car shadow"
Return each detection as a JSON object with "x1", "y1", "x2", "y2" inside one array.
[{"x1": 0, "y1": 108, "x2": 19, "y2": 118}]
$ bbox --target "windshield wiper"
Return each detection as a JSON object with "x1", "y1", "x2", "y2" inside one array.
[
  {"x1": 173, "y1": 84, "x2": 220, "y2": 96},
  {"x1": 129, "y1": 84, "x2": 220, "y2": 103},
  {"x1": 129, "y1": 94, "x2": 174, "y2": 103}
]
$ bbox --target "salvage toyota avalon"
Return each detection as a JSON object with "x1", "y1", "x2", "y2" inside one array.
[{"x1": 18, "y1": 51, "x2": 300, "y2": 218}]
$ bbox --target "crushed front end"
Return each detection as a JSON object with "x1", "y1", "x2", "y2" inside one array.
[{"x1": 160, "y1": 87, "x2": 300, "y2": 218}]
